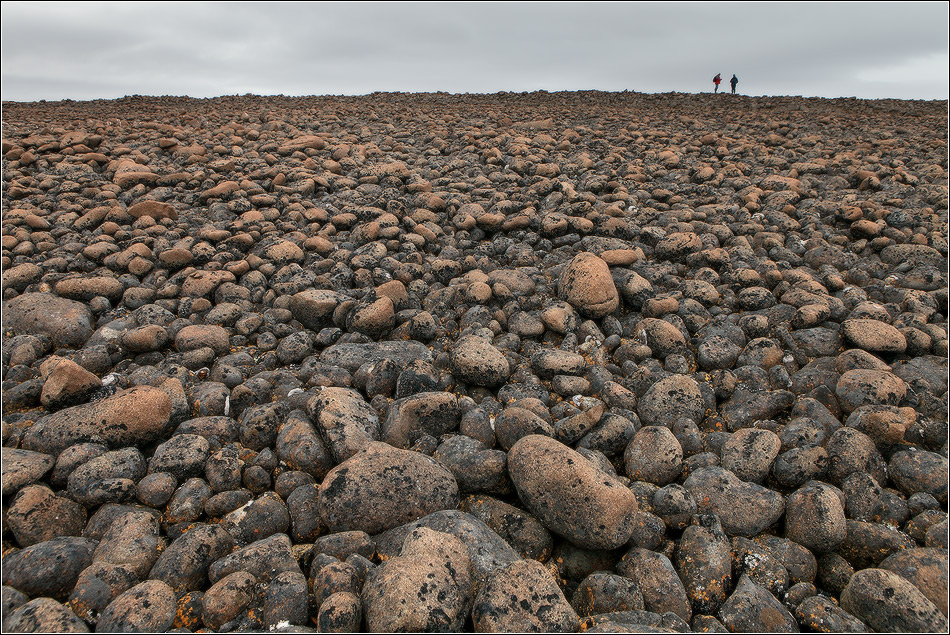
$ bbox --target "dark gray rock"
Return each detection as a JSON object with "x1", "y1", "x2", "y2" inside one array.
[
  {"x1": 683, "y1": 466, "x2": 784, "y2": 537},
  {"x1": 616, "y1": 547, "x2": 691, "y2": 622},
  {"x1": 571, "y1": 572, "x2": 644, "y2": 617},
  {"x1": 1, "y1": 536, "x2": 97, "y2": 600},
  {"x1": 472, "y1": 558, "x2": 579, "y2": 633},
  {"x1": 363, "y1": 527, "x2": 474, "y2": 632},
  {"x1": 307, "y1": 387, "x2": 380, "y2": 463},
  {"x1": 383, "y1": 391, "x2": 460, "y2": 449},
  {"x1": 148, "y1": 523, "x2": 235, "y2": 594},
  {"x1": 460, "y1": 494, "x2": 553, "y2": 561},
  {"x1": 318, "y1": 442, "x2": 460, "y2": 535},
  {"x1": 717, "y1": 574, "x2": 799, "y2": 633},
  {"x1": 373, "y1": 510, "x2": 519, "y2": 584},
  {"x1": 208, "y1": 533, "x2": 300, "y2": 584},
  {"x1": 794, "y1": 595, "x2": 869, "y2": 632},
  {"x1": 841, "y1": 567, "x2": 947, "y2": 633},
  {"x1": 637, "y1": 374, "x2": 705, "y2": 427},
  {"x1": 320, "y1": 340, "x2": 433, "y2": 372}
]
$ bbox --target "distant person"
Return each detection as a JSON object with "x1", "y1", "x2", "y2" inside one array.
[
  {"x1": 730, "y1": 74, "x2": 738, "y2": 94},
  {"x1": 713, "y1": 73, "x2": 722, "y2": 93}
]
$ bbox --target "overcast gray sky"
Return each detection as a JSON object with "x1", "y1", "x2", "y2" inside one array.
[{"x1": 2, "y1": 2, "x2": 948, "y2": 102}]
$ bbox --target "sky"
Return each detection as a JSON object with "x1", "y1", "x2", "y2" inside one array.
[{"x1": 1, "y1": 2, "x2": 948, "y2": 102}]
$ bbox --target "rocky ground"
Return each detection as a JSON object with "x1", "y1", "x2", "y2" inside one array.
[{"x1": 1, "y1": 91, "x2": 948, "y2": 633}]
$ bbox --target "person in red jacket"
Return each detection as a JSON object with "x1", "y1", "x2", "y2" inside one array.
[{"x1": 713, "y1": 73, "x2": 722, "y2": 93}]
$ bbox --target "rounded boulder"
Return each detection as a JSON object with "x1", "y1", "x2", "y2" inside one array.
[
  {"x1": 508, "y1": 434, "x2": 638, "y2": 550},
  {"x1": 319, "y1": 442, "x2": 460, "y2": 535},
  {"x1": 557, "y1": 252, "x2": 619, "y2": 318}
]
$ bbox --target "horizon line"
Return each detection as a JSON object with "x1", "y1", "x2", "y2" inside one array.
[{"x1": 4, "y1": 89, "x2": 948, "y2": 105}]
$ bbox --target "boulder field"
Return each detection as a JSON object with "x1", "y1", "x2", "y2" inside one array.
[{"x1": 1, "y1": 91, "x2": 948, "y2": 632}]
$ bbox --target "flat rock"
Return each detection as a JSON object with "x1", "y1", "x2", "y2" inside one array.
[
  {"x1": 1, "y1": 536, "x2": 97, "y2": 600},
  {"x1": 39, "y1": 357, "x2": 101, "y2": 411},
  {"x1": 373, "y1": 510, "x2": 519, "y2": 583},
  {"x1": 842, "y1": 318, "x2": 907, "y2": 354},
  {"x1": 880, "y1": 548, "x2": 949, "y2": 617},
  {"x1": 207, "y1": 533, "x2": 299, "y2": 584},
  {"x1": 1, "y1": 597, "x2": 90, "y2": 633},
  {"x1": 127, "y1": 200, "x2": 177, "y2": 219},
  {"x1": 6, "y1": 484, "x2": 87, "y2": 547},
  {"x1": 21, "y1": 386, "x2": 172, "y2": 456},
  {"x1": 320, "y1": 340, "x2": 433, "y2": 372},
  {"x1": 1, "y1": 448, "x2": 54, "y2": 497},
  {"x1": 836, "y1": 369, "x2": 906, "y2": 413}
]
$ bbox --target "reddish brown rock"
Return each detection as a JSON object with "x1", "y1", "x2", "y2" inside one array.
[
  {"x1": 557, "y1": 252, "x2": 619, "y2": 318},
  {"x1": 508, "y1": 435, "x2": 638, "y2": 550},
  {"x1": 21, "y1": 386, "x2": 172, "y2": 455},
  {"x1": 842, "y1": 319, "x2": 907, "y2": 354},
  {"x1": 127, "y1": 200, "x2": 177, "y2": 220}
]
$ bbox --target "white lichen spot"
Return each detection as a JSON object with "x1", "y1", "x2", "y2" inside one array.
[{"x1": 743, "y1": 552, "x2": 765, "y2": 569}]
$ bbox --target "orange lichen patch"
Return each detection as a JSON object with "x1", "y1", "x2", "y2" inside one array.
[
  {"x1": 1, "y1": 542, "x2": 21, "y2": 558},
  {"x1": 67, "y1": 598, "x2": 96, "y2": 621},
  {"x1": 173, "y1": 591, "x2": 204, "y2": 630}
]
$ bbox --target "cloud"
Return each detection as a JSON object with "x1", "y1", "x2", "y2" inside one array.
[{"x1": 2, "y1": 1, "x2": 947, "y2": 101}]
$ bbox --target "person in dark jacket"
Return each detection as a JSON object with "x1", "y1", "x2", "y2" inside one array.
[
  {"x1": 713, "y1": 73, "x2": 722, "y2": 93},
  {"x1": 730, "y1": 74, "x2": 738, "y2": 94}
]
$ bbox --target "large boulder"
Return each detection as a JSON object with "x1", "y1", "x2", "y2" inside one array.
[
  {"x1": 319, "y1": 442, "x2": 460, "y2": 535},
  {"x1": 20, "y1": 387, "x2": 172, "y2": 456},
  {"x1": 557, "y1": 252, "x2": 619, "y2": 318},
  {"x1": 508, "y1": 435, "x2": 638, "y2": 550},
  {"x1": 3, "y1": 293, "x2": 94, "y2": 349}
]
